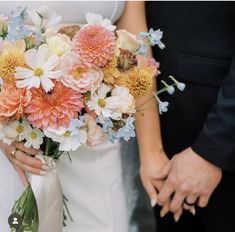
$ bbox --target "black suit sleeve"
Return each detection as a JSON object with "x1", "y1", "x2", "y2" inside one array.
[{"x1": 192, "y1": 55, "x2": 235, "y2": 172}]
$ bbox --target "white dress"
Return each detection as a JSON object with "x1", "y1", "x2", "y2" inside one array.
[{"x1": 0, "y1": 1, "x2": 128, "y2": 232}]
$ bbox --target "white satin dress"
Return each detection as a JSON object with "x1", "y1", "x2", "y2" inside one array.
[{"x1": 0, "y1": 1, "x2": 128, "y2": 232}]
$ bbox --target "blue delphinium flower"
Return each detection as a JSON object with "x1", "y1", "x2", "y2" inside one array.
[
  {"x1": 67, "y1": 119, "x2": 84, "y2": 136},
  {"x1": 107, "y1": 129, "x2": 118, "y2": 143},
  {"x1": 96, "y1": 116, "x2": 113, "y2": 131},
  {"x1": 136, "y1": 43, "x2": 148, "y2": 56},
  {"x1": 117, "y1": 117, "x2": 135, "y2": 142},
  {"x1": 138, "y1": 28, "x2": 165, "y2": 50},
  {"x1": 6, "y1": 6, "x2": 31, "y2": 41},
  {"x1": 154, "y1": 93, "x2": 169, "y2": 114},
  {"x1": 169, "y1": 76, "x2": 186, "y2": 91}
]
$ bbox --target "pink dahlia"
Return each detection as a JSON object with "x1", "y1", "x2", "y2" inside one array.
[
  {"x1": 57, "y1": 52, "x2": 103, "y2": 93},
  {"x1": 72, "y1": 25, "x2": 116, "y2": 67},
  {"x1": 25, "y1": 81, "x2": 84, "y2": 129}
]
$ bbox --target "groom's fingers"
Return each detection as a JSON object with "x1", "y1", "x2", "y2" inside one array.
[
  {"x1": 170, "y1": 191, "x2": 186, "y2": 213},
  {"x1": 157, "y1": 178, "x2": 174, "y2": 206},
  {"x1": 198, "y1": 194, "x2": 210, "y2": 208}
]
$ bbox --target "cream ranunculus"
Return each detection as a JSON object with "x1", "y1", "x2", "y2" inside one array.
[
  {"x1": 46, "y1": 34, "x2": 71, "y2": 57},
  {"x1": 111, "y1": 86, "x2": 136, "y2": 114},
  {"x1": 0, "y1": 15, "x2": 8, "y2": 37},
  {"x1": 116, "y1": 30, "x2": 140, "y2": 54}
]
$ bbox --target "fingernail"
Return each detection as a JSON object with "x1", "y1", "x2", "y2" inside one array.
[
  {"x1": 151, "y1": 198, "x2": 157, "y2": 207},
  {"x1": 160, "y1": 211, "x2": 166, "y2": 218},
  {"x1": 190, "y1": 208, "x2": 196, "y2": 216},
  {"x1": 39, "y1": 171, "x2": 47, "y2": 176},
  {"x1": 174, "y1": 216, "x2": 180, "y2": 222},
  {"x1": 42, "y1": 164, "x2": 50, "y2": 172}
]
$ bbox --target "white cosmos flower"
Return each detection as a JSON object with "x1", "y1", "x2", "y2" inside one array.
[
  {"x1": 15, "y1": 45, "x2": 62, "y2": 93},
  {"x1": 44, "y1": 126, "x2": 87, "y2": 152},
  {"x1": 85, "y1": 12, "x2": 116, "y2": 31},
  {"x1": 25, "y1": 128, "x2": 44, "y2": 149},
  {"x1": 2, "y1": 120, "x2": 31, "y2": 145},
  {"x1": 87, "y1": 83, "x2": 122, "y2": 120},
  {"x1": 29, "y1": 5, "x2": 62, "y2": 35}
]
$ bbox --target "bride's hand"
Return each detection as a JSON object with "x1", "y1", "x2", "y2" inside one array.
[
  {"x1": 140, "y1": 150, "x2": 185, "y2": 220},
  {"x1": 0, "y1": 141, "x2": 49, "y2": 186},
  {"x1": 140, "y1": 149, "x2": 170, "y2": 207}
]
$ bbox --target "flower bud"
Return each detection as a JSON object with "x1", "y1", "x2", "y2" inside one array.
[{"x1": 0, "y1": 15, "x2": 8, "y2": 37}]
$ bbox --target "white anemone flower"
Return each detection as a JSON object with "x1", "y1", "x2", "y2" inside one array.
[
  {"x1": 87, "y1": 83, "x2": 122, "y2": 120},
  {"x1": 25, "y1": 128, "x2": 44, "y2": 149},
  {"x1": 15, "y1": 45, "x2": 62, "y2": 92},
  {"x1": 44, "y1": 126, "x2": 88, "y2": 152},
  {"x1": 29, "y1": 5, "x2": 62, "y2": 35},
  {"x1": 85, "y1": 12, "x2": 116, "y2": 31}
]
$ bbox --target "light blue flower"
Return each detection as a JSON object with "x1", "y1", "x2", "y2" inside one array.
[
  {"x1": 136, "y1": 43, "x2": 148, "y2": 56},
  {"x1": 169, "y1": 76, "x2": 186, "y2": 91},
  {"x1": 107, "y1": 129, "x2": 118, "y2": 143},
  {"x1": 117, "y1": 117, "x2": 136, "y2": 141},
  {"x1": 138, "y1": 28, "x2": 165, "y2": 49},
  {"x1": 161, "y1": 80, "x2": 175, "y2": 95},
  {"x1": 96, "y1": 116, "x2": 113, "y2": 131},
  {"x1": 67, "y1": 119, "x2": 84, "y2": 136},
  {"x1": 154, "y1": 93, "x2": 169, "y2": 114},
  {"x1": 7, "y1": 7, "x2": 31, "y2": 41}
]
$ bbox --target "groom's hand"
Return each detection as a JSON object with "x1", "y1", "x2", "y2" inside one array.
[{"x1": 156, "y1": 147, "x2": 222, "y2": 214}]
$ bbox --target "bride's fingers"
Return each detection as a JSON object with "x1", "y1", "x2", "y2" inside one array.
[
  {"x1": 174, "y1": 207, "x2": 183, "y2": 222},
  {"x1": 14, "y1": 149, "x2": 43, "y2": 170},
  {"x1": 183, "y1": 204, "x2": 196, "y2": 216},
  {"x1": 13, "y1": 142, "x2": 41, "y2": 156},
  {"x1": 14, "y1": 165, "x2": 29, "y2": 187},
  {"x1": 160, "y1": 200, "x2": 171, "y2": 217},
  {"x1": 143, "y1": 178, "x2": 158, "y2": 207},
  {"x1": 12, "y1": 158, "x2": 47, "y2": 176}
]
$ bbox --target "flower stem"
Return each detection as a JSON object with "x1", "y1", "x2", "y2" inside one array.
[{"x1": 45, "y1": 138, "x2": 51, "y2": 156}]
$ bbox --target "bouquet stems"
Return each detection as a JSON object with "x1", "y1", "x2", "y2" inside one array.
[{"x1": 11, "y1": 185, "x2": 38, "y2": 232}]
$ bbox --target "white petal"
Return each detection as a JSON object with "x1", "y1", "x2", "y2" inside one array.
[
  {"x1": 16, "y1": 76, "x2": 40, "y2": 89},
  {"x1": 98, "y1": 84, "x2": 111, "y2": 98},
  {"x1": 42, "y1": 54, "x2": 59, "y2": 71},
  {"x1": 25, "y1": 49, "x2": 38, "y2": 69},
  {"x1": 85, "y1": 12, "x2": 103, "y2": 25},
  {"x1": 15, "y1": 68, "x2": 34, "y2": 79},
  {"x1": 45, "y1": 70, "x2": 63, "y2": 79},
  {"x1": 37, "y1": 46, "x2": 48, "y2": 67},
  {"x1": 40, "y1": 76, "x2": 54, "y2": 92}
]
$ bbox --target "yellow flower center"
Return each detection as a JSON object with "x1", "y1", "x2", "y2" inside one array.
[
  {"x1": 71, "y1": 66, "x2": 87, "y2": 80},
  {"x1": 31, "y1": 131, "x2": 38, "y2": 140},
  {"x1": 34, "y1": 67, "x2": 44, "y2": 77},
  {"x1": 0, "y1": 52, "x2": 25, "y2": 83},
  {"x1": 16, "y1": 125, "x2": 24, "y2": 134},
  {"x1": 98, "y1": 99, "x2": 106, "y2": 108},
  {"x1": 63, "y1": 131, "x2": 72, "y2": 137}
]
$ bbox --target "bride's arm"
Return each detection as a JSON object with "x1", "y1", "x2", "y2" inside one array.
[{"x1": 116, "y1": 2, "x2": 170, "y2": 208}]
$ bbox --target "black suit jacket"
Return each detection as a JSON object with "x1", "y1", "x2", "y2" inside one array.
[{"x1": 146, "y1": 2, "x2": 235, "y2": 171}]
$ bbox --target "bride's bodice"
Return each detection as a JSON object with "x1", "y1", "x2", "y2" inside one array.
[{"x1": 0, "y1": 1, "x2": 125, "y2": 24}]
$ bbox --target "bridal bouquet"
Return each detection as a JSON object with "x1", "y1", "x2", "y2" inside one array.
[{"x1": 0, "y1": 5, "x2": 185, "y2": 232}]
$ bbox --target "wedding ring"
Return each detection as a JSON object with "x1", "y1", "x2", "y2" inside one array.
[
  {"x1": 10, "y1": 148, "x2": 18, "y2": 160},
  {"x1": 184, "y1": 199, "x2": 195, "y2": 207}
]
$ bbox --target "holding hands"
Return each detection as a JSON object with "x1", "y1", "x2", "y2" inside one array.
[{"x1": 140, "y1": 147, "x2": 222, "y2": 222}]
